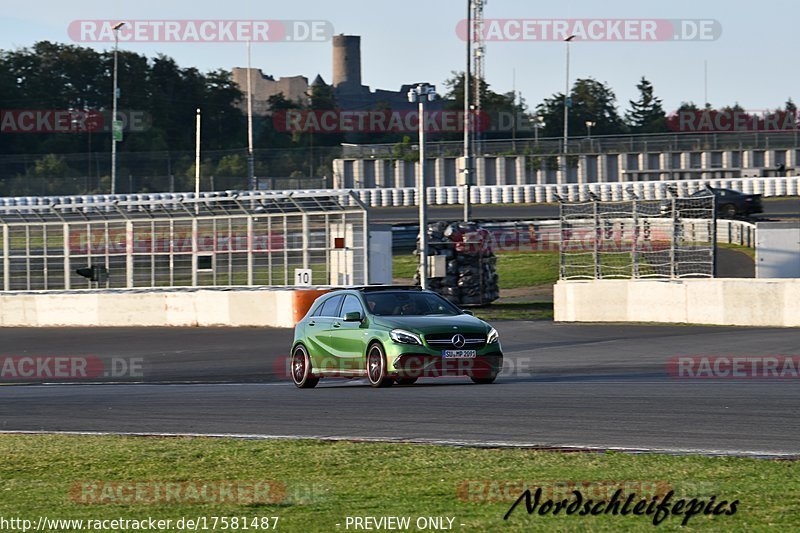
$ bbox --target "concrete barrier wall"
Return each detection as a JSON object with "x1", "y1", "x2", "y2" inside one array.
[
  {"x1": 555, "y1": 279, "x2": 800, "y2": 327},
  {"x1": 335, "y1": 176, "x2": 800, "y2": 207},
  {"x1": 335, "y1": 156, "x2": 800, "y2": 191},
  {"x1": 0, "y1": 288, "x2": 329, "y2": 328}
]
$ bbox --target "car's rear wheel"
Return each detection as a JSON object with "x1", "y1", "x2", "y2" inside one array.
[
  {"x1": 291, "y1": 344, "x2": 319, "y2": 389},
  {"x1": 366, "y1": 343, "x2": 393, "y2": 388},
  {"x1": 395, "y1": 377, "x2": 418, "y2": 386}
]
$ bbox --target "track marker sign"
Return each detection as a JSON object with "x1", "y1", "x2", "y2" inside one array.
[{"x1": 294, "y1": 268, "x2": 312, "y2": 286}]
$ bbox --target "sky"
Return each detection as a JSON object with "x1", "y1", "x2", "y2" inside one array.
[{"x1": 1, "y1": 0, "x2": 797, "y2": 115}]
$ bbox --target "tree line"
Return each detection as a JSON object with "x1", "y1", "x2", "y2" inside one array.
[{"x1": 0, "y1": 41, "x2": 796, "y2": 194}]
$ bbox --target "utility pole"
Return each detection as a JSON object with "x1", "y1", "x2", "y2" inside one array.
[
  {"x1": 562, "y1": 35, "x2": 576, "y2": 185},
  {"x1": 111, "y1": 21, "x2": 126, "y2": 194},
  {"x1": 463, "y1": 0, "x2": 472, "y2": 222},
  {"x1": 409, "y1": 84, "x2": 438, "y2": 290},
  {"x1": 195, "y1": 108, "x2": 201, "y2": 214},
  {"x1": 246, "y1": 41, "x2": 256, "y2": 190}
]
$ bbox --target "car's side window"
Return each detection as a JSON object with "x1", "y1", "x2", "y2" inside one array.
[
  {"x1": 317, "y1": 295, "x2": 344, "y2": 317},
  {"x1": 340, "y1": 295, "x2": 364, "y2": 318}
]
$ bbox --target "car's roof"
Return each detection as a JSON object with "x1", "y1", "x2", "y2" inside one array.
[
  {"x1": 692, "y1": 187, "x2": 742, "y2": 196},
  {"x1": 330, "y1": 285, "x2": 423, "y2": 293}
]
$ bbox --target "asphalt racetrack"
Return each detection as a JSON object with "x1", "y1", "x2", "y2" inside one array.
[{"x1": 1, "y1": 323, "x2": 799, "y2": 457}]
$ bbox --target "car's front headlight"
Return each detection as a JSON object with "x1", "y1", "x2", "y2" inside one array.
[
  {"x1": 389, "y1": 329, "x2": 423, "y2": 345},
  {"x1": 487, "y1": 327, "x2": 499, "y2": 344}
]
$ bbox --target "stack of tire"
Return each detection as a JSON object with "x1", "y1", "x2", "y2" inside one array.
[{"x1": 414, "y1": 221, "x2": 500, "y2": 306}]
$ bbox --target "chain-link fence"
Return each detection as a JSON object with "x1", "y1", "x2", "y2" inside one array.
[
  {"x1": 0, "y1": 147, "x2": 340, "y2": 197},
  {"x1": 0, "y1": 190, "x2": 368, "y2": 291},
  {"x1": 559, "y1": 192, "x2": 716, "y2": 279}
]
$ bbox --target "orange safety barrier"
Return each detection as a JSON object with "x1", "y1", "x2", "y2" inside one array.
[{"x1": 292, "y1": 289, "x2": 330, "y2": 324}]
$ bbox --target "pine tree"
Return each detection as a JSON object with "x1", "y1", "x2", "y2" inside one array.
[{"x1": 625, "y1": 77, "x2": 666, "y2": 133}]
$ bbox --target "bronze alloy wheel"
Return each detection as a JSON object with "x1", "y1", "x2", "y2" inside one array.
[
  {"x1": 291, "y1": 345, "x2": 319, "y2": 389},
  {"x1": 366, "y1": 343, "x2": 393, "y2": 388}
]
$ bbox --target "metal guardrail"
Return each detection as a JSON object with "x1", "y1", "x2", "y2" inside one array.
[{"x1": 0, "y1": 177, "x2": 795, "y2": 212}]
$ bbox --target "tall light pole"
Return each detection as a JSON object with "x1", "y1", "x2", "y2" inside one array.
[
  {"x1": 408, "y1": 83, "x2": 438, "y2": 291},
  {"x1": 463, "y1": 0, "x2": 472, "y2": 222},
  {"x1": 585, "y1": 120, "x2": 596, "y2": 138},
  {"x1": 111, "y1": 21, "x2": 126, "y2": 194},
  {"x1": 246, "y1": 41, "x2": 256, "y2": 190},
  {"x1": 562, "y1": 34, "x2": 575, "y2": 185},
  {"x1": 195, "y1": 108, "x2": 201, "y2": 214}
]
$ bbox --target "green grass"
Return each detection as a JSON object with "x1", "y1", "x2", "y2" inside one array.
[
  {"x1": 393, "y1": 251, "x2": 560, "y2": 290},
  {"x1": 392, "y1": 253, "x2": 419, "y2": 280},
  {"x1": 494, "y1": 251, "x2": 560, "y2": 289},
  {"x1": 0, "y1": 435, "x2": 797, "y2": 532}
]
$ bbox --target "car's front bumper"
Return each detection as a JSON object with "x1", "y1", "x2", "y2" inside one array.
[{"x1": 388, "y1": 347, "x2": 503, "y2": 378}]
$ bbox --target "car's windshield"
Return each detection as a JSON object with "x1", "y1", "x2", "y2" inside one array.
[{"x1": 363, "y1": 291, "x2": 461, "y2": 316}]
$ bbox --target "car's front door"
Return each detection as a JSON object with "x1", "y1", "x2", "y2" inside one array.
[
  {"x1": 328, "y1": 294, "x2": 368, "y2": 373},
  {"x1": 308, "y1": 294, "x2": 344, "y2": 371}
]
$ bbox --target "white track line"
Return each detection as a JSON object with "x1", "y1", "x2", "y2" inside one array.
[{"x1": 0, "y1": 430, "x2": 796, "y2": 459}]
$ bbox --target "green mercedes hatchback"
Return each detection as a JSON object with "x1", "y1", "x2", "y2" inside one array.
[{"x1": 290, "y1": 287, "x2": 503, "y2": 388}]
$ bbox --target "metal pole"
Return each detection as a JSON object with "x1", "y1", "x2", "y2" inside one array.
[
  {"x1": 111, "y1": 30, "x2": 119, "y2": 195},
  {"x1": 711, "y1": 193, "x2": 717, "y2": 277},
  {"x1": 463, "y1": 0, "x2": 472, "y2": 222},
  {"x1": 195, "y1": 108, "x2": 201, "y2": 215},
  {"x1": 670, "y1": 196, "x2": 677, "y2": 278},
  {"x1": 631, "y1": 198, "x2": 639, "y2": 278},
  {"x1": 419, "y1": 97, "x2": 428, "y2": 290},
  {"x1": 557, "y1": 202, "x2": 565, "y2": 279},
  {"x1": 562, "y1": 38, "x2": 571, "y2": 186},
  {"x1": 246, "y1": 41, "x2": 256, "y2": 190},
  {"x1": 593, "y1": 200, "x2": 600, "y2": 279}
]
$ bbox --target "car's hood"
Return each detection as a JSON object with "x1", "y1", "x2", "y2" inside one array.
[{"x1": 371, "y1": 314, "x2": 489, "y2": 334}]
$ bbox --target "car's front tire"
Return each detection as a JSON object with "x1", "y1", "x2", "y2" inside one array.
[
  {"x1": 366, "y1": 343, "x2": 393, "y2": 388},
  {"x1": 470, "y1": 371, "x2": 498, "y2": 384},
  {"x1": 291, "y1": 344, "x2": 319, "y2": 389}
]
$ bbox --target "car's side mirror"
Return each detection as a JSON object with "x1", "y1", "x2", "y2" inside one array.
[
  {"x1": 461, "y1": 309, "x2": 474, "y2": 316},
  {"x1": 344, "y1": 311, "x2": 363, "y2": 322}
]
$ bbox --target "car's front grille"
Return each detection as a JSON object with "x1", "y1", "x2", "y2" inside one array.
[{"x1": 424, "y1": 333, "x2": 486, "y2": 350}]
